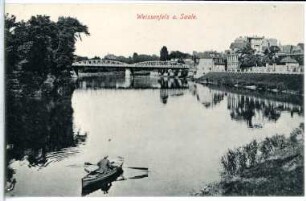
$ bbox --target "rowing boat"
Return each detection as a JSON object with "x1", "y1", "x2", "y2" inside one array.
[{"x1": 82, "y1": 163, "x2": 123, "y2": 190}]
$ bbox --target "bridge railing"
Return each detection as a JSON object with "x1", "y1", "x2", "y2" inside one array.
[
  {"x1": 73, "y1": 59, "x2": 128, "y2": 66},
  {"x1": 72, "y1": 60, "x2": 190, "y2": 69}
]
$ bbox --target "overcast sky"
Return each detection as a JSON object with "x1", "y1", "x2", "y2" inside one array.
[{"x1": 6, "y1": 3, "x2": 304, "y2": 57}]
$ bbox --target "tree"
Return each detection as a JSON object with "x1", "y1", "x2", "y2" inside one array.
[
  {"x1": 297, "y1": 43, "x2": 304, "y2": 51},
  {"x1": 263, "y1": 46, "x2": 280, "y2": 64},
  {"x1": 169, "y1": 51, "x2": 191, "y2": 60},
  {"x1": 92, "y1": 56, "x2": 101, "y2": 60},
  {"x1": 23, "y1": 15, "x2": 57, "y2": 74},
  {"x1": 5, "y1": 14, "x2": 19, "y2": 72},
  {"x1": 54, "y1": 17, "x2": 89, "y2": 74},
  {"x1": 160, "y1": 46, "x2": 169, "y2": 61},
  {"x1": 132, "y1": 52, "x2": 138, "y2": 63},
  {"x1": 230, "y1": 38, "x2": 248, "y2": 52},
  {"x1": 5, "y1": 13, "x2": 90, "y2": 76},
  {"x1": 293, "y1": 55, "x2": 304, "y2": 66}
]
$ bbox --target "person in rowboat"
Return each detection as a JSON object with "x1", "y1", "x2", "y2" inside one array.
[{"x1": 96, "y1": 156, "x2": 113, "y2": 174}]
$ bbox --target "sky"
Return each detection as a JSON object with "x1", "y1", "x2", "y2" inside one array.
[{"x1": 5, "y1": 3, "x2": 305, "y2": 58}]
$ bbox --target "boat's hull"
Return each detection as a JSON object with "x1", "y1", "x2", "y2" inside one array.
[{"x1": 82, "y1": 167, "x2": 123, "y2": 195}]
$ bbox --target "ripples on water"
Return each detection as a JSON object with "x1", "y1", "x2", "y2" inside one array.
[{"x1": 6, "y1": 74, "x2": 303, "y2": 196}]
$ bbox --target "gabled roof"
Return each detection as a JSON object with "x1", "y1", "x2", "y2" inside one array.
[{"x1": 280, "y1": 57, "x2": 298, "y2": 64}]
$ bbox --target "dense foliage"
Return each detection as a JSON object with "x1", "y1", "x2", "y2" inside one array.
[
  {"x1": 5, "y1": 14, "x2": 89, "y2": 76},
  {"x1": 160, "y1": 46, "x2": 169, "y2": 61}
]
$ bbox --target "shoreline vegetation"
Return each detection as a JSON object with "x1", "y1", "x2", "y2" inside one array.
[
  {"x1": 193, "y1": 124, "x2": 304, "y2": 196},
  {"x1": 5, "y1": 14, "x2": 89, "y2": 98},
  {"x1": 196, "y1": 72, "x2": 304, "y2": 95},
  {"x1": 5, "y1": 14, "x2": 89, "y2": 190}
]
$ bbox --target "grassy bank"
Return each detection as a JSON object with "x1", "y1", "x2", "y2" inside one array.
[
  {"x1": 193, "y1": 124, "x2": 304, "y2": 196},
  {"x1": 196, "y1": 72, "x2": 304, "y2": 94}
]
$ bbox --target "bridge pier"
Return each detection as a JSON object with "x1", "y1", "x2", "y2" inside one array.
[
  {"x1": 125, "y1": 68, "x2": 134, "y2": 77},
  {"x1": 125, "y1": 68, "x2": 131, "y2": 77}
]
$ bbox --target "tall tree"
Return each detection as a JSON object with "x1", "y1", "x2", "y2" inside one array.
[
  {"x1": 132, "y1": 52, "x2": 138, "y2": 63},
  {"x1": 5, "y1": 13, "x2": 89, "y2": 76},
  {"x1": 160, "y1": 46, "x2": 169, "y2": 61},
  {"x1": 54, "y1": 17, "x2": 89, "y2": 75},
  {"x1": 23, "y1": 15, "x2": 57, "y2": 74}
]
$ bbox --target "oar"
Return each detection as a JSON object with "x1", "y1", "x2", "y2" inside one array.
[
  {"x1": 84, "y1": 162, "x2": 148, "y2": 172},
  {"x1": 127, "y1": 167, "x2": 148, "y2": 171},
  {"x1": 128, "y1": 173, "x2": 148, "y2": 180},
  {"x1": 84, "y1": 162, "x2": 94, "y2": 166}
]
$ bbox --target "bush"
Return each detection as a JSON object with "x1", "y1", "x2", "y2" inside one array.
[
  {"x1": 270, "y1": 134, "x2": 286, "y2": 149},
  {"x1": 244, "y1": 140, "x2": 258, "y2": 167},
  {"x1": 290, "y1": 128, "x2": 303, "y2": 144},
  {"x1": 221, "y1": 149, "x2": 238, "y2": 176}
]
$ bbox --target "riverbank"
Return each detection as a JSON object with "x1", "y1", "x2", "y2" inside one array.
[
  {"x1": 7, "y1": 71, "x2": 75, "y2": 99},
  {"x1": 196, "y1": 72, "x2": 304, "y2": 95},
  {"x1": 193, "y1": 124, "x2": 304, "y2": 196}
]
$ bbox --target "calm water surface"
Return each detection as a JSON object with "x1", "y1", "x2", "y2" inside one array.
[{"x1": 7, "y1": 74, "x2": 303, "y2": 196}]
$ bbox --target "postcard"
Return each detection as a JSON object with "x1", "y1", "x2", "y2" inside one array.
[{"x1": 4, "y1": 2, "x2": 305, "y2": 198}]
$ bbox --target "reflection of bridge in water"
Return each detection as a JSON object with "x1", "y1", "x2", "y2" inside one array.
[
  {"x1": 72, "y1": 60, "x2": 190, "y2": 76},
  {"x1": 75, "y1": 75, "x2": 189, "y2": 105},
  {"x1": 76, "y1": 74, "x2": 189, "y2": 90}
]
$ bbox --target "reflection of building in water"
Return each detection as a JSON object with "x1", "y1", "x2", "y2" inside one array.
[
  {"x1": 160, "y1": 89, "x2": 169, "y2": 104},
  {"x1": 158, "y1": 77, "x2": 188, "y2": 89},
  {"x1": 189, "y1": 84, "x2": 224, "y2": 108},
  {"x1": 191, "y1": 84, "x2": 303, "y2": 128},
  {"x1": 158, "y1": 78, "x2": 189, "y2": 104},
  {"x1": 227, "y1": 93, "x2": 303, "y2": 128},
  {"x1": 159, "y1": 89, "x2": 187, "y2": 104}
]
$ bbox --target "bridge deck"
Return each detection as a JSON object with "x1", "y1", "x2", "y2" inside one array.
[{"x1": 72, "y1": 60, "x2": 190, "y2": 69}]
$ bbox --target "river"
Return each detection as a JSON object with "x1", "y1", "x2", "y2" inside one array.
[{"x1": 6, "y1": 74, "x2": 304, "y2": 196}]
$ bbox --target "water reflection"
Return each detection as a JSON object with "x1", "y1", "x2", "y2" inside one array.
[
  {"x1": 190, "y1": 84, "x2": 224, "y2": 108},
  {"x1": 76, "y1": 74, "x2": 189, "y2": 90},
  {"x1": 6, "y1": 82, "x2": 88, "y2": 192},
  {"x1": 76, "y1": 74, "x2": 189, "y2": 105},
  {"x1": 6, "y1": 74, "x2": 304, "y2": 196},
  {"x1": 190, "y1": 83, "x2": 303, "y2": 128}
]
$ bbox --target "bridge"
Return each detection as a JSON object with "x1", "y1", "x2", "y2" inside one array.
[{"x1": 72, "y1": 59, "x2": 190, "y2": 76}]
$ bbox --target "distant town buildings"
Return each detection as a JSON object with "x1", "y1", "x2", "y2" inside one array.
[
  {"x1": 230, "y1": 36, "x2": 279, "y2": 54},
  {"x1": 194, "y1": 35, "x2": 303, "y2": 77}
]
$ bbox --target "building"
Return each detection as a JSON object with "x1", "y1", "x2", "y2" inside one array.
[
  {"x1": 212, "y1": 57, "x2": 226, "y2": 72},
  {"x1": 226, "y1": 53, "x2": 240, "y2": 72},
  {"x1": 247, "y1": 36, "x2": 264, "y2": 53},
  {"x1": 279, "y1": 57, "x2": 300, "y2": 72},
  {"x1": 195, "y1": 54, "x2": 226, "y2": 77},
  {"x1": 262, "y1": 38, "x2": 278, "y2": 51},
  {"x1": 183, "y1": 58, "x2": 195, "y2": 66},
  {"x1": 231, "y1": 36, "x2": 278, "y2": 54},
  {"x1": 265, "y1": 57, "x2": 302, "y2": 73},
  {"x1": 230, "y1": 37, "x2": 248, "y2": 51}
]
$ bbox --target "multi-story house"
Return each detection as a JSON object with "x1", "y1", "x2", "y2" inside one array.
[
  {"x1": 226, "y1": 53, "x2": 240, "y2": 72},
  {"x1": 247, "y1": 36, "x2": 264, "y2": 53}
]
